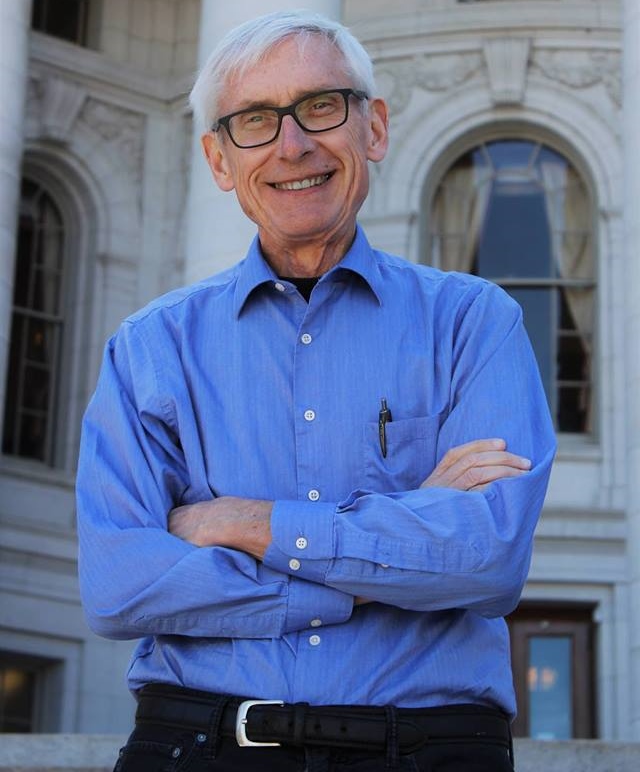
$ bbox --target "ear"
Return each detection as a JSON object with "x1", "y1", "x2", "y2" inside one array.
[
  {"x1": 201, "y1": 132, "x2": 236, "y2": 192},
  {"x1": 366, "y1": 98, "x2": 389, "y2": 163}
]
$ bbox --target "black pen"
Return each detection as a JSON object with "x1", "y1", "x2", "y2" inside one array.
[{"x1": 378, "y1": 398, "x2": 393, "y2": 458}]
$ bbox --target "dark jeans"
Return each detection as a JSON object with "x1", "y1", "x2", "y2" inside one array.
[{"x1": 113, "y1": 721, "x2": 515, "y2": 771}]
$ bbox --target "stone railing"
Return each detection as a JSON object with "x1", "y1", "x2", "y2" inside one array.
[{"x1": 2, "y1": 735, "x2": 640, "y2": 771}]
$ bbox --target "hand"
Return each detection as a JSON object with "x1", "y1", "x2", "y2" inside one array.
[
  {"x1": 169, "y1": 496, "x2": 273, "y2": 560},
  {"x1": 420, "y1": 438, "x2": 531, "y2": 492}
]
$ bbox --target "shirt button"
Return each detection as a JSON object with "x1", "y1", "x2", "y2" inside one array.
[
  {"x1": 304, "y1": 409, "x2": 316, "y2": 422},
  {"x1": 289, "y1": 559, "x2": 301, "y2": 571},
  {"x1": 379, "y1": 564, "x2": 390, "y2": 568},
  {"x1": 309, "y1": 635, "x2": 321, "y2": 646},
  {"x1": 301, "y1": 333, "x2": 312, "y2": 345},
  {"x1": 310, "y1": 618, "x2": 322, "y2": 628},
  {"x1": 308, "y1": 489, "x2": 320, "y2": 501},
  {"x1": 296, "y1": 537, "x2": 308, "y2": 550},
  {"x1": 274, "y1": 282, "x2": 286, "y2": 292}
]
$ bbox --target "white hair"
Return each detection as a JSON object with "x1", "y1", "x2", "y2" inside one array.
[{"x1": 189, "y1": 10, "x2": 377, "y2": 133}]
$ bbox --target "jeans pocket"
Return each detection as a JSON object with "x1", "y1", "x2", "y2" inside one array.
[
  {"x1": 114, "y1": 729, "x2": 203, "y2": 772},
  {"x1": 115, "y1": 739, "x2": 179, "y2": 772}
]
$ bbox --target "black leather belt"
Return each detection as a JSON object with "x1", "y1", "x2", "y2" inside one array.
[{"x1": 136, "y1": 684, "x2": 512, "y2": 754}]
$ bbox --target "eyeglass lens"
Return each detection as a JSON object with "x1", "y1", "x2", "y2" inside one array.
[{"x1": 228, "y1": 91, "x2": 349, "y2": 147}]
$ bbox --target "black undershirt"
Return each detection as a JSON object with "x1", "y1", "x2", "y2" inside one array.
[{"x1": 281, "y1": 276, "x2": 320, "y2": 302}]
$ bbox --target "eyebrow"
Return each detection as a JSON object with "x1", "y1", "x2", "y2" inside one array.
[{"x1": 229, "y1": 86, "x2": 342, "y2": 113}]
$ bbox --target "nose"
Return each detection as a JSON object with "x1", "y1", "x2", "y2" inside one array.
[{"x1": 276, "y1": 114, "x2": 315, "y2": 158}]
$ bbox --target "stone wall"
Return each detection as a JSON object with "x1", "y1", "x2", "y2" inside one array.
[{"x1": 2, "y1": 736, "x2": 640, "y2": 772}]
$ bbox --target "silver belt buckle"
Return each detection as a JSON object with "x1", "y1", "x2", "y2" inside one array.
[{"x1": 235, "y1": 699, "x2": 285, "y2": 747}]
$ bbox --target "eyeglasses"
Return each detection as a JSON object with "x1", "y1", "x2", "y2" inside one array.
[{"x1": 211, "y1": 88, "x2": 369, "y2": 149}]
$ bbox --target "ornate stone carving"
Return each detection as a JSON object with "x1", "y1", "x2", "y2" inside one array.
[
  {"x1": 25, "y1": 74, "x2": 87, "y2": 141},
  {"x1": 532, "y1": 49, "x2": 621, "y2": 106},
  {"x1": 78, "y1": 99, "x2": 145, "y2": 185},
  {"x1": 483, "y1": 37, "x2": 531, "y2": 105},
  {"x1": 376, "y1": 52, "x2": 483, "y2": 114},
  {"x1": 39, "y1": 77, "x2": 87, "y2": 141}
]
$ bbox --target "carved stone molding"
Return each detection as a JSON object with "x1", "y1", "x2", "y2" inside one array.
[
  {"x1": 78, "y1": 99, "x2": 145, "y2": 186},
  {"x1": 39, "y1": 77, "x2": 87, "y2": 141},
  {"x1": 483, "y1": 37, "x2": 531, "y2": 105},
  {"x1": 376, "y1": 52, "x2": 483, "y2": 115},
  {"x1": 532, "y1": 49, "x2": 621, "y2": 107},
  {"x1": 26, "y1": 76, "x2": 42, "y2": 121},
  {"x1": 26, "y1": 75, "x2": 87, "y2": 142}
]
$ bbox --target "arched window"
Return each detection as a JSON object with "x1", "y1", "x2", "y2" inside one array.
[
  {"x1": 2, "y1": 180, "x2": 66, "y2": 464},
  {"x1": 430, "y1": 139, "x2": 595, "y2": 434}
]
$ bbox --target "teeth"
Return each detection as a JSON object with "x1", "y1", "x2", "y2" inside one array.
[{"x1": 274, "y1": 174, "x2": 330, "y2": 190}]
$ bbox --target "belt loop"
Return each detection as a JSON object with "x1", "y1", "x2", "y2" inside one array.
[
  {"x1": 203, "y1": 694, "x2": 230, "y2": 760},
  {"x1": 384, "y1": 704, "x2": 400, "y2": 769}
]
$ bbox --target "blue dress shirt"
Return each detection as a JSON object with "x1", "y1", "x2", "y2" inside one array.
[{"x1": 77, "y1": 225, "x2": 556, "y2": 716}]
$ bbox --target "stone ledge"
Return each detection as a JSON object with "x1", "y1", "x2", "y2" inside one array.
[
  {"x1": 1, "y1": 735, "x2": 125, "y2": 771},
  {"x1": 1, "y1": 735, "x2": 640, "y2": 771},
  {"x1": 515, "y1": 739, "x2": 640, "y2": 771}
]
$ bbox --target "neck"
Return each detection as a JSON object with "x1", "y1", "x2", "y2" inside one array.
[{"x1": 258, "y1": 228, "x2": 356, "y2": 278}]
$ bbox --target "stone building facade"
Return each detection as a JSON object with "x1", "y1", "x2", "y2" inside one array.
[{"x1": 1, "y1": 0, "x2": 639, "y2": 742}]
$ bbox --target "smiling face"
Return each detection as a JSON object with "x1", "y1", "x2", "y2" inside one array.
[{"x1": 201, "y1": 34, "x2": 389, "y2": 275}]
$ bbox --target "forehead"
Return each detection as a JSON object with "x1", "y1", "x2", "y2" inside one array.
[{"x1": 221, "y1": 35, "x2": 352, "y2": 112}]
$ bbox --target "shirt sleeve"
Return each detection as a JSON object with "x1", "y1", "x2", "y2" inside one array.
[
  {"x1": 263, "y1": 284, "x2": 557, "y2": 618},
  {"x1": 76, "y1": 323, "x2": 353, "y2": 641}
]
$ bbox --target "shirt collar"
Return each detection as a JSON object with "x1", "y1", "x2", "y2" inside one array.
[
  {"x1": 233, "y1": 224, "x2": 384, "y2": 317},
  {"x1": 232, "y1": 235, "x2": 279, "y2": 317}
]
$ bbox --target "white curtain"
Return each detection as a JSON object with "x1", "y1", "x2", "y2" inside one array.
[
  {"x1": 541, "y1": 160, "x2": 594, "y2": 430},
  {"x1": 39, "y1": 193, "x2": 63, "y2": 318},
  {"x1": 432, "y1": 163, "x2": 492, "y2": 273}
]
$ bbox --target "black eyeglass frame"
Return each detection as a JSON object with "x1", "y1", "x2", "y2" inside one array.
[{"x1": 211, "y1": 88, "x2": 369, "y2": 149}]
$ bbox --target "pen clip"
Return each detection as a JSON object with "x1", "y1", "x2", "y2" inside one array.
[{"x1": 378, "y1": 398, "x2": 392, "y2": 458}]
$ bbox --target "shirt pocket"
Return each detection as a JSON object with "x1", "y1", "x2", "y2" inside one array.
[{"x1": 362, "y1": 413, "x2": 443, "y2": 493}]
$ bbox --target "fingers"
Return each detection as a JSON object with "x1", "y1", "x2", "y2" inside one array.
[
  {"x1": 421, "y1": 438, "x2": 531, "y2": 491},
  {"x1": 433, "y1": 438, "x2": 506, "y2": 470}
]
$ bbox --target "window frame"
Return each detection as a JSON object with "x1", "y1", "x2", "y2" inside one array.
[
  {"x1": 31, "y1": 0, "x2": 96, "y2": 48},
  {"x1": 507, "y1": 601, "x2": 597, "y2": 739},
  {"x1": 3, "y1": 180, "x2": 68, "y2": 466},
  {"x1": 1, "y1": 159, "x2": 95, "y2": 473},
  {"x1": 0, "y1": 627, "x2": 84, "y2": 734},
  {"x1": 423, "y1": 125, "x2": 599, "y2": 440}
]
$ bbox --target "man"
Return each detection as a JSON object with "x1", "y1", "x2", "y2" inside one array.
[{"x1": 77, "y1": 10, "x2": 556, "y2": 772}]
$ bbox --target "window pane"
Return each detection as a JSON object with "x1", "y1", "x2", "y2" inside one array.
[
  {"x1": 0, "y1": 668, "x2": 36, "y2": 733},
  {"x1": 509, "y1": 287, "x2": 554, "y2": 409},
  {"x1": 23, "y1": 366, "x2": 51, "y2": 411},
  {"x1": 476, "y1": 184, "x2": 552, "y2": 279},
  {"x1": 2, "y1": 180, "x2": 65, "y2": 464},
  {"x1": 17, "y1": 414, "x2": 48, "y2": 461},
  {"x1": 26, "y1": 317, "x2": 57, "y2": 365},
  {"x1": 485, "y1": 140, "x2": 536, "y2": 170},
  {"x1": 528, "y1": 636, "x2": 572, "y2": 740},
  {"x1": 31, "y1": 0, "x2": 89, "y2": 46},
  {"x1": 558, "y1": 386, "x2": 589, "y2": 433}
]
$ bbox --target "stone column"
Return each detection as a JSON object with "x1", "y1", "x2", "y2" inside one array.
[
  {"x1": 623, "y1": 0, "x2": 640, "y2": 742},
  {"x1": 0, "y1": 0, "x2": 32, "y2": 431},
  {"x1": 184, "y1": 0, "x2": 342, "y2": 282}
]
